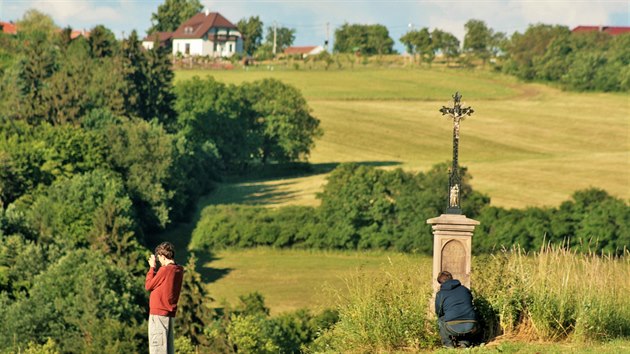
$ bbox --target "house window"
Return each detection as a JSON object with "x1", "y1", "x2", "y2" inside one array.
[
  {"x1": 184, "y1": 26, "x2": 193, "y2": 34},
  {"x1": 185, "y1": 43, "x2": 190, "y2": 55},
  {"x1": 213, "y1": 41, "x2": 217, "y2": 52},
  {"x1": 229, "y1": 44, "x2": 232, "y2": 52}
]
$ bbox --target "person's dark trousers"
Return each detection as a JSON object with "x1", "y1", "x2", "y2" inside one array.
[{"x1": 438, "y1": 319, "x2": 477, "y2": 348}]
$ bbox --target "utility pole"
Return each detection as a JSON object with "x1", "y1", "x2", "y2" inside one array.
[
  {"x1": 325, "y1": 22, "x2": 330, "y2": 51},
  {"x1": 273, "y1": 21, "x2": 277, "y2": 56}
]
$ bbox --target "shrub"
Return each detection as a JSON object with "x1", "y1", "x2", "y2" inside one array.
[
  {"x1": 0, "y1": 249, "x2": 146, "y2": 352},
  {"x1": 311, "y1": 258, "x2": 438, "y2": 352}
]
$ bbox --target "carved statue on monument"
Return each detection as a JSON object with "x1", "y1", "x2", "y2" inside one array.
[{"x1": 449, "y1": 184, "x2": 459, "y2": 208}]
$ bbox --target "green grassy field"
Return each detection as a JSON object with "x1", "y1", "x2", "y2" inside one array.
[
  {"x1": 175, "y1": 66, "x2": 629, "y2": 209},
  {"x1": 201, "y1": 248, "x2": 428, "y2": 315},
  {"x1": 166, "y1": 67, "x2": 630, "y2": 350}
]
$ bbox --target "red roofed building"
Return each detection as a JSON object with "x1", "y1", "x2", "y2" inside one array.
[
  {"x1": 142, "y1": 32, "x2": 173, "y2": 50},
  {"x1": 284, "y1": 45, "x2": 325, "y2": 58},
  {"x1": 0, "y1": 21, "x2": 17, "y2": 35},
  {"x1": 572, "y1": 26, "x2": 630, "y2": 36},
  {"x1": 70, "y1": 29, "x2": 89, "y2": 39},
  {"x1": 171, "y1": 9, "x2": 242, "y2": 57}
]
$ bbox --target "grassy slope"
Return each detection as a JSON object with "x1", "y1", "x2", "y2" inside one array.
[
  {"x1": 175, "y1": 66, "x2": 629, "y2": 209},
  {"x1": 203, "y1": 248, "x2": 428, "y2": 315},
  {"x1": 167, "y1": 67, "x2": 630, "y2": 350}
]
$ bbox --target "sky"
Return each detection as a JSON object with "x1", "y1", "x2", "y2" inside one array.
[{"x1": 1, "y1": 0, "x2": 628, "y2": 52}]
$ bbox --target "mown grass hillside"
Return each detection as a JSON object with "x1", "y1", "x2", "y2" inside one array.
[
  {"x1": 202, "y1": 248, "x2": 428, "y2": 315},
  {"x1": 175, "y1": 67, "x2": 629, "y2": 209}
]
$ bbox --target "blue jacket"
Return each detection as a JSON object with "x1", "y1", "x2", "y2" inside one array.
[{"x1": 435, "y1": 279, "x2": 476, "y2": 322}]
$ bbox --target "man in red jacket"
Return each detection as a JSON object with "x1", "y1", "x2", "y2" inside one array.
[{"x1": 146, "y1": 242, "x2": 184, "y2": 354}]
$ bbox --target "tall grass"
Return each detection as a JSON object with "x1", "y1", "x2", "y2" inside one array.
[
  {"x1": 474, "y1": 245, "x2": 630, "y2": 342},
  {"x1": 310, "y1": 258, "x2": 439, "y2": 353},
  {"x1": 309, "y1": 246, "x2": 629, "y2": 352}
]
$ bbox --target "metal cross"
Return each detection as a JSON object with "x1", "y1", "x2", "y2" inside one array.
[{"x1": 439, "y1": 92, "x2": 474, "y2": 214}]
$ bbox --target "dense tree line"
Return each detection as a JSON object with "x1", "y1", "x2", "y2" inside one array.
[
  {"x1": 475, "y1": 188, "x2": 630, "y2": 254},
  {"x1": 501, "y1": 24, "x2": 630, "y2": 91},
  {"x1": 333, "y1": 19, "x2": 628, "y2": 92},
  {"x1": 190, "y1": 163, "x2": 489, "y2": 253},
  {"x1": 0, "y1": 9, "x2": 321, "y2": 352},
  {"x1": 191, "y1": 163, "x2": 629, "y2": 256}
]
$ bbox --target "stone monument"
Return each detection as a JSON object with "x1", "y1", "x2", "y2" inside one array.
[{"x1": 428, "y1": 92, "x2": 479, "y2": 294}]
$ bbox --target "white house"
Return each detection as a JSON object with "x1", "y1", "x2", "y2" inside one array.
[
  {"x1": 171, "y1": 9, "x2": 243, "y2": 57},
  {"x1": 283, "y1": 46, "x2": 325, "y2": 58}
]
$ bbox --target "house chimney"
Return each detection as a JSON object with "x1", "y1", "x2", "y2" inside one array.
[{"x1": 204, "y1": 8, "x2": 210, "y2": 16}]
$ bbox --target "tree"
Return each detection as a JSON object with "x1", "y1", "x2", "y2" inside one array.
[
  {"x1": 19, "y1": 169, "x2": 138, "y2": 258},
  {"x1": 489, "y1": 31, "x2": 508, "y2": 58},
  {"x1": 42, "y1": 39, "x2": 93, "y2": 125},
  {"x1": 149, "y1": 0, "x2": 202, "y2": 33},
  {"x1": 265, "y1": 26, "x2": 296, "y2": 53},
  {"x1": 241, "y1": 79, "x2": 323, "y2": 163},
  {"x1": 503, "y1": 24, "x2": 571, "y2": 80},
  {"x1": 237, "y1": 16, "x2": 264, "y2": 55},
  {"x1": 120, "y1": 30, "x2": 175, "y2": 126},
  {"x1": 0, "y1": 249, "x2": 146, "y2": 352},
  {"x1": 334, "y1": 23, "x2": 394, "y2": 55},
  {"x1": 432, "y1": 29, "x2": 460, "y2": 65},
  {"x1": 121, "y1": 30, "x2": 146, "y2": 119},
  {"x1": 143, "y1": 44, "x2": 177, "y2": 128},
  {"x1": 15, "y1": 30, "x2": 58, "y2": 125},
  {"x1": 16, "y1": 9, "x2": 56, "y2": 39},
  {"x1": 366, "y1": 24, "x2": 395, "y2": 55},
  {"x1": 463, "y1": 19, "x2": 492, "y2": 65},
  {"x1": 88, "y1": 25, "x2": 118, "y2": 58},
  {"x1": 104, "y1": 118, "x2": 175, "y2": 230},
  {"x1": 174, "y1": 76, "x2": 257, "y2": 171},
  {"x1": 177, "y1": 253, "x2": 215, "y2": 346},
  {"x1": 417, "y1": 28, "x2": 433, "y2": 60}
]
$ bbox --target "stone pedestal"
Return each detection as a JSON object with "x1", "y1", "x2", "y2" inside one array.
[{"x1": 427, "y1": 214, "x2": 479, "y2": 294}]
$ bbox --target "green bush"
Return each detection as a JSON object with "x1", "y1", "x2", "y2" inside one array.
[
  {"x1": 0, "y1": 249, "x2": 146, "y2": 353},
  {"x1": 474, "y1": 188, "x2": 630, "y2": 255},
  {"x1": 206, "y1": 292, "x2": 337, "y2": 353},
  {"x1": 191, "y1": 162, "x2": 489, "y2": 254}
]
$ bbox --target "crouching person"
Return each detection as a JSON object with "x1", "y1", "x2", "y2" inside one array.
[
  {"x1": 435, "y1": 271, "x2": 478, "y2": 348},
  {"x1": 146, "y1": 242, "x2": 185, "y2": 354}
]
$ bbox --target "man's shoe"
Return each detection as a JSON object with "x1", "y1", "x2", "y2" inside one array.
[{"x1": 457, "y1": 340, "x2": 471, "y2": 348}]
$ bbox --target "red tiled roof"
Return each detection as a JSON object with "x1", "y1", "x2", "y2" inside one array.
[
  {"x1": 0, "y1": 21, "x2": 17, "y2": 35},
  {"x1": 284, "y1": 46, "x2": 318, "y2": 55},
  {"x1": 70, "y1": 29, "x2": 89, "y2": 39},
  {"x1": 572, "y1": 26, "x2": 630, "y2": 36},
  {"x1": 143, "y1": 31, "x2": 173, "y2": 42},
  {"x1": 172, "y1": 12, "x2": 237, "y2": 39}
]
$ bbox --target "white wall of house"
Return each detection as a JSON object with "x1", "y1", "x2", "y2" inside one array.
[
  {"x1": 173, "y1": 38, "x2": 205, "y2": 56},
  {"x1": 308, "y1": 46, "x2": 325, "y2": 56},
  {"x1": 142, "y1": 41, "x2": 155, "y2": 50}
]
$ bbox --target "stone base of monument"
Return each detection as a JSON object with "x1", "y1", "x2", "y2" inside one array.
[{"x1": 427, "y1": 214, "x2": 479, "y2": 295}]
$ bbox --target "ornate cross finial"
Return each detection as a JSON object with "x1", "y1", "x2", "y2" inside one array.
[{"x1": 439, "y1": 92, "x2": 474, "y2": 214}]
